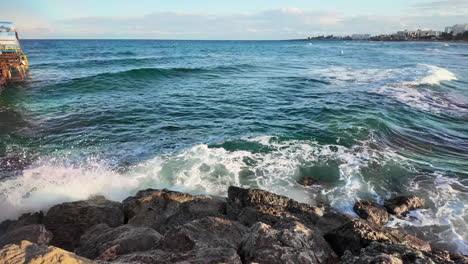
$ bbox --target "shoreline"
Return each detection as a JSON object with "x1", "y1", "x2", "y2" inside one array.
[
  {"x1": 289, "y1": 38, "x2": 468, "y2": 44},
  {"x1": 0, "y1": 185, "x2": 466, "y2": 263}
]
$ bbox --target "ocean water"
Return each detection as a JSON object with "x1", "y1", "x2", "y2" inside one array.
[{"x1": 0, "y1": 40, "x2": 467, "y2": 253}]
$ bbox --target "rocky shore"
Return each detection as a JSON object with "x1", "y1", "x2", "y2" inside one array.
[{"x1": 0, "y1": 186, "x2": 466, "y2": 264}]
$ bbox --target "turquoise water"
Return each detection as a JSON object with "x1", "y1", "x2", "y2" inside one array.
[{"x1": 0, "y1": 40, "x2": 467, "y2": 253}]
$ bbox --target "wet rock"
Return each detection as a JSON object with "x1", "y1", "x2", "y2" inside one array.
[
  {"x1": 354, "y1": 200, "x2": 389, "y2": 225},
  {"x1": 0, "y1": 212, "x2": 44, "y2": 235},
  {"x1": 76, "y1": 224, "x2": 162, "y2": 259},
  {"x1": 44, "y1": 195, "x2": 124, "y2": 251},
  {"x1": 123, "y1": 189, "x2": 227, "y2": 233},
  {"x1": 298, "y1": 177, "x2": 318, "y2": 186},
  {"x1": 0, "y1": 224, "x2": 52, "y2": 247},
  {"x1": 341, "y1": 242, "x2": 466, "y2": 264},
  {"x1": 227, "y1": 186, "x2": 323, "y2": 227},
  {"x1": 113, "y1": 247, "x2": 242, "y2": 264},
  {"x1": 384, "y1": 195, "x2": 425, "y2": 217},
  {"x1": 324, "y1": 219, "x2": 431, "y2": 256},
  {"x1": 0, "y1": 240, "x2": 96, "y2": 264},
  {"x1": 157, "y1": 217, "x2": 247, "y2": 252},
  {"x1": 239, "y1": 221, "x2": 337, "y2": 264}
]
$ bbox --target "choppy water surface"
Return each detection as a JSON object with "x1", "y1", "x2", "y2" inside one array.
[{"x1": 0, "y1": 40, "x2": 467, "y2": 253}]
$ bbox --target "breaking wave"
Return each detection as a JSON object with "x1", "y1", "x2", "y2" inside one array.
[
  {"x1": 0, "y1": 136, "x2": 466, "y2": 253},
  {"x1": 311, "y1": 64, "x2": 461, "y2": 112}
]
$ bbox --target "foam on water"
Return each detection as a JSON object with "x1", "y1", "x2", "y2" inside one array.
[
  {"x1": 387, "y1": 173, "x2": 468, "y2": 253},
  {"x1": 311, "y1": 64, "x2": 461, "y2": 112},
  {"x1": 0, "y1": 158, "x2": 139, "y2": 220},
  {"x1": 0, "y1": 136, "x2": 466, "y2": 253},
  {"x1": 0, "y1": 136, "x2": 392, "y2": 219}
]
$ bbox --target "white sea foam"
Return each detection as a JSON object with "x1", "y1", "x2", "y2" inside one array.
[
  {"x1": 0, "y1": 137, "x2": 466, "y2": 253},
  {"x1": 311, "y1": 64, "x2": 460, "y2": 112},
  {"x1": 386, "y1": 174, "x2": 468, "y2": 254},
  {"x1": 0, "y1": 136, "x2": 392, "y2": 220}
]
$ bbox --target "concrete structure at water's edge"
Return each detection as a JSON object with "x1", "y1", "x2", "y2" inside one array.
[{"x1": 0, "y1": 22, "x2": 29, "y2": 92}]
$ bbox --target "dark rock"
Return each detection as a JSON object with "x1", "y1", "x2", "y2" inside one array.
[
  {"x1": 227, "y1": 186, "x2": 323, "y2": 227},
  {"x1": 76, "y1": 223, "x2": 162, "y2": 259},
  {"x1": 113, "y1": 247, "x2": 242, "y2": 264},
  {"x1": 96, "y1": 244, "x2": 120, "y2": 261},
  {"x1": 341, "y1": 241, "x2": 466, "y2": 264},
  {"x1": 354, "y1": 200, "x2": 389, "y2": 225},
  {"x1": 44, "y1": 195, "x2": 124, "y2": 251},
  {"x1": 123, "y1": 189, "x2": 227, "y2": 233},
  {"x1": 324, "y1": 219, "x2": 431, "y2": 256},
  {"x1": 239, "y1": 221, "x2": 338, "y2": 264},
  {"x1": 157, "y1": 217, "x2": 247, "y2": 252},
  {"x1": 298, "y1": 177, "x2": 318, "y2": 186},
  {"x1": 384, "y1": 195, "x2": 425, "y2": 217},
  {"x1": 0, "y1": 240, "x2": 96, "y2": 264},
  {"x1": 316, "y1": 211, "x2": 358, "y2": 234},
  {"x1": 0, "y1": 224, "x2": 52, "y2": 247},
  {"x1": 0, "y1": 212, "x2": 44, "y2": 235}
]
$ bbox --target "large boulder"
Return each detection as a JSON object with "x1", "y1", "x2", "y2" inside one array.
[
  {"x1": 239, "y1": 221, "x2": 337, "y2": 264},
  {"x1": 354, "y1": 200, "x2": 389, "y2": 225},
  {"x1": 44, "y1": 196, "x2": 124, "y2": 251},
  {"x1": 109, "y1": 216, "x2": 245, "y2": 263},
  {"x1": 157, "y1": 217, "x2": 247, "y2": 252},
  {"x1": 384, "y1": 195, "x2": 425, "y2": 217},
  {"x1": 341, "y1": 242, "x2": 468, "y2": 264},
  {"x1": 227, "y1": 186, "x2": 323, "y2": 227},
  {"x1": 113, "y1": 247, "x2": 242, "y2": 264},
  {"x1": 324, "y1": 219, "x2": 431, "y2": 256},
  {"x1": 76, "y1": 224, "x2": 162, "y2": 260},
  {"x1": 0, "y1": 212, "x2": 44, "y2": 235},
  {"x1": 0, "y1": 224, "x2": 52, "y2": 247},
  {"x1": 123, "y1": 189, "x2": 227, "y2": 233},
  {"x1": 0, "y1": 240, "x2": 96, "y2": 264},
  {"x1": 316, "y1": 211, "x2": 358, "y2": 234}
]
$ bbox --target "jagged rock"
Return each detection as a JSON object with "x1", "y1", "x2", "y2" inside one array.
[
  {"x1": 0, "y1": 240, "x2": 96, "y2": 264},
  {"x1": 324, "y1": 219, "x2": 431, "y2": 256},
  {"x1": 227, "y1": 186, "x2": 323, "y2": 227},
  {"x1": 44, "y1": 195, "x2": 124, "y2": 251},
  {"x1": 0, "y1": 224, "x2": 52, "y2": 247},
  {"x1": 384, "y1": 195, "x2": 425, "y2": 217},
  {"x1": 157, "y1": 217, "x2": 247, "y2": 252},
  {"x1": 123, "y1": 189, "x2": 227, "y2": 233},
  {"x1": 354, "y1": 200, "x2": 389, "y2": 225},
  {"x1": 0, "y1": 212, "x2": 44, "y2": 235},
  {"x1": 298, "y1": 177, "x2": 318, "y2": 186},
  {"x1": 341, "y1": 242, "x2": 467, "y2": 264},
  {"x1": 113, "y1": 247, "x2": 242, "y2": 264},
  {"x1": 239, "y1": 221, "x2": 337, "y2": 264},
  {"x1": 76, "y1": 224, "x2": 162, "y2": 259},
  {"x1": 97, "y1": 244, "x2": 120, "y2": 261},
  {"x1": 316, "y1": 211, "x2": 358, "y2": 234}
]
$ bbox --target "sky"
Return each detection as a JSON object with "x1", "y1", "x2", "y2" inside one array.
[{"x1": 1, "y1": 0, "x2": 468, "y2": 39}]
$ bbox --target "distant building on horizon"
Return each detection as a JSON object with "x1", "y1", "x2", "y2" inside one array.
[
  {"x1": 395, "y1": 29, "x2": 441, "y2": 39},
  {"x1": 351, "y1": 34, "x2": 371, "y2": 40},
  {"x1": 445, "y1": 24, "x2": 468, "y2": 35}
]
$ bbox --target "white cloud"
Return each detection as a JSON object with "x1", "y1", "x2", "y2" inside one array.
[
  {"x1": 17, "y1": 7, "x2": 468, "y2": 39},
  {"x1": 411, "y1": 0, "x2": 468, "y2": 15}
]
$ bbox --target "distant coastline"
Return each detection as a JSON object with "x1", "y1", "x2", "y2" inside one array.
[{"x1": 289, "y1": 38, "x2": 468, "y2": 43}]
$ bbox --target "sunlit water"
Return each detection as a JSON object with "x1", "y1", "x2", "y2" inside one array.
[{"x1": 0, "y1": 40, "x2": 467, "y2": 253}]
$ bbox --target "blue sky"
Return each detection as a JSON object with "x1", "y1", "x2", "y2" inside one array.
[{"x1": 2, "y1": 0, "x2": 468, "y2": 39}]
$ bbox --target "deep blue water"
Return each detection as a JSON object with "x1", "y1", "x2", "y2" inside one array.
[{"x1": 0, "y1": 40, "x2": 467, "y2": 253}]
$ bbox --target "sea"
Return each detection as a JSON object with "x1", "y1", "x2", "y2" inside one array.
[{"x1": 0, "y1": 40, "x2": 467, "y2": 253}]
